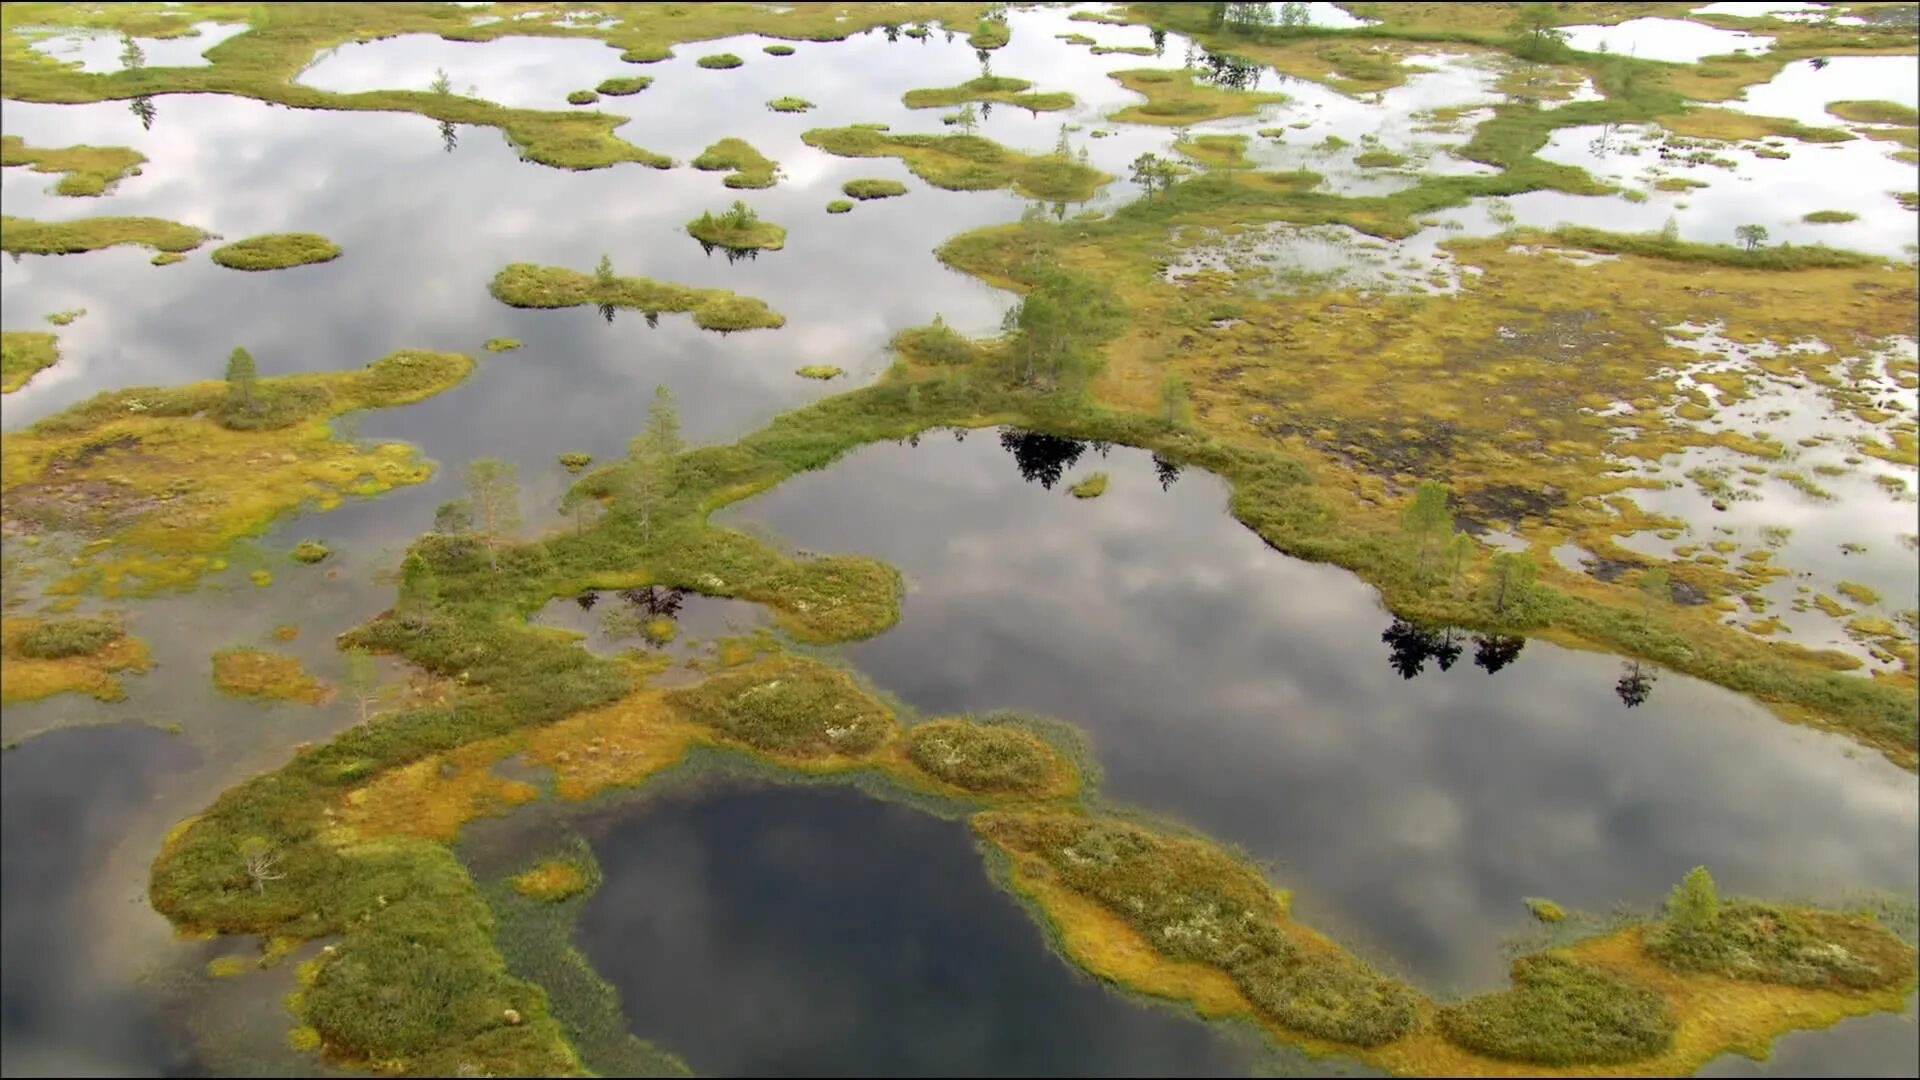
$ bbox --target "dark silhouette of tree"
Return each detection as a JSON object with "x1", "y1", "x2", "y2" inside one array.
[
  {"x1": 999, "y1": 428, "x2": 1085, "y2": 489},
  {"x1": 599, "y1": 302, "x2": 616, "y2": 324},
  {"x1": 1153, "y1": 454, "x2": 1183, "y2": 490},
  {"x1": 1433, "y1": 625, "x2": 1464, "y2": 672},
  {"x1": 1472, "y1": 634, "x2": 1526, "y2": 673},
  {"x1": 121, "y1": 36, "x2": 157, "y2": 129},
  {"x1": 644, "y1": 310, "x2": 660, "y2": 329},
  {"x1": 620, "y1": 585, "x2": 687, "y2": 617},
  {"x1": 1615, "y1": 660, "x2": 1656, "y2": 707},
  {"x1": 1151, "y1": 28, "x2": 1167, "y2": 56},
  {"x1": 885, "y1": 23, "x2": 899, "y2": 42},
  {"x1": 575, "y1": 592, "x2": 599, "y2": 610},
  {"x1": 1198, "y1": 48, "x2": 1263, "y2": 91},
  {"x1": 1381, "y1": 618, "x2": 1456, "y2": 679}
]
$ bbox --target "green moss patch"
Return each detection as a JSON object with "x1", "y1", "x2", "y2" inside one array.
[
  {"x1": 1109, "y1": 67, "x2": 1287, "y2": 125},
  {"x1": 1, "y1": 615, "x2": 149, "y2": 703},
  {"x1": 1069, "y1": 472, "x2": 1108, "y2": 498},
  {"x1": 0, "y1": 134, "x2": 145, "y2": 196},
  {"x1": 595, "y1": 76, "x2": 652, "y2": 96},
  {"x1": 903, "y1": 75, "x2": 1074, "y2": 112},
  {"x1": 559, "y1": 452, "x2": 594, "y2": 473},
  {"x1": 1802, "y1": 209, "x2": 1859, "y2": 224},
  {"x1": 905, "y1": 715, "x2": 1072, "y2": 794},
  {"x1": 1354, "y1": 148, "x2": 1408, "y2": 168},
  {"x1": 1, "y1": 215, "x2": 208, "y2": 256},
  {"x1": 13, "y1": 615, "x2": 124, "y2": 659},
  {"x1": 843, "y1": 178, "x2": 907, "y2": 200},
  {"x1": 489, "y1": 262, "x2": 785, "y2": 331},
  {"x1": 697, "y1": 53, "x2": 744, "y2": 69},
  {"x1": 1175, "y1": 133, "x2": 1254, "y2": 169},
  {"x1": 566, "y1": 89, "x2": 599, "y2": 106},
  {"x1": 795, "y1": 365, "x2": 844, "y2": 380},
  {"x1": 686, "y1": 200, "x2": 787, "y2": 252},
  {"x1": 510, "y1": 860, "x2": 592, "y2": 902},
  {"x1": 969, "y1": 16, "x2": 1010, "y2": 50},
  {"x1": 767, "y1": 96, "x2": 814, "y2": 112},
  {"x1": 763, "y1": 43, "x2": 796, "y2": 56},
  {"x1": 1526, "y1": 897, "x2": 1567, "y2": 923},
  {"x1": 690, "y1": 138, "x2": 779, "y2": 189},
  {"x1": 1438, "y1": 954, "x2": 1676, "y2": 1064},
  {"x1": 289, "y1": 540, "x2": 331, "y2": 564},
  {"x1": 671, "y1": 655, "x2": 894, "y2": 757},
  {"x1": 210, "y1": 232, "x2": 342, "y2": 272},
  {"x1": 483, "y1": 337, "x2": 522, "y2": 352},
  {"x1": 2, "y1": 330, "x2": 59, "y2": 394},
  {"x1": 826, "y1": 199, "x2": 854, "y2": 213},
  {"x1": 802, "y1": 127, "x2": 1110, "y2": 201},
  {"x1": 1827, "y1": 99, "x2": 1919, "y2": 126},
  {"x1": 211, "y1": 646, "x2": 328, "y2": 703}
]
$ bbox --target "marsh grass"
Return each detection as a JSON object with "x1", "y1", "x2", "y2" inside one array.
[
  {"x1": 1109, "y1": 67, "x2": 1288, "y2": 125},
  {"x1": 825, "y1": 198, "x2": 854, "y2": 213},
  {"x1": 903, "y1": 75, "x2": 1074, "y2": 112},
  {"x1": 803, "y1": 127, "x2": 1110, "y2": 201},
  {"x1": 842, "y1": 178, "x2": 907, "y2": 199},
  {"x1": 689, "y1": 138, "x2": 779, "y2": 189},
  {"x1": 210, "y1": 232, "x2": 342, "y2": 271},
  {"x1": 1, "y1": 330, "x2": 59, "y2": 393},
  {"x1": 1, "y1": 214, "x2": 208, "y2": 255},
  {"x1": 1828, "y1": 99, "x2": 1920, "y2": 126},
  {"x1": 565, "y1": 89, "x2": 598, "y2": 105},
  {"x1": 0, "y1": 615, "x2": 149, "y2": 703},
  {"x1": 905, "y1": 715, "x2": 1073, "y2": 794},
  {"x1": 489, "y1": 262, "x2": 785, "y2": 331},
  {"x1": 510, "y1": 860, "x2": 591, "y2": 902},
  {"x1": 0, "y1": 134, "x2": 145, "y2": 196},
  {"x1": 670, "y1": 655, "x2": 894, "y2": 757},
  {"x1": 1437, "y1": 954, "x2": 1676, "y2": 1064},
  {"x1": 210, "y1": 646, "x2": 328, "y2": 703},
  {"x1": 14, "y1": 615, "x2": 123, "y2": 658},
  {"x1": 1646, "y1": 902, "x2": 1915, "y2": 989},
  {"x1": 1802, "y1": 210, "x2": 1859, "y2": 224}
]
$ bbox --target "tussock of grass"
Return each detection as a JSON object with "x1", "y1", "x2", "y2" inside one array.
[
  {"x1": 489, "y1": 262, "x2": 785, "y2": 331},
  {"x1": 1, "y1": 214, "x2": 209, "y2": 256},
  {"x1": 843, "y1": 178, "x2": 907, "y2": 199},
  {"x1": 1828, "y1": 99, "x2": 1919, "y2": 126},
  {"x1": 905, "y1": 715, "x2": 1073, "y2": 794},
  {"x1": 795, "y1": 365, "x2": 843, "y2": 380},
  {"x1": 802, "y1": 126, "x2": 1110, "y2": 201},
  {"x1": 1646, "y1": 902, "x2": 1915, "y2": 990},
  {"x1": 595, "y1": 76, "x2": 651, "y2": 96},
  {"x1": 0, "y1": 615, "x2": 149, "y2": 703},
  {"x1": 969, "y1": 16, "x2": 1010, "y2": 50},
  {"x1": 511, "y1": 860, "x2": 591, "y2": 902},
  {"x1": 210, "y1": 232, "x2": 342, "y2": 271},
  {"x1": 1109, "y1": 67, "x2": 1288, "y2": 125},
  {"x1": 687, "y1": 200, "x2": 787, "y2": 252},
  {"x1": 763, "y1": 43, "x2": 796, "y2": 56},
  {"x1": 483, "y1": 337, "x2": 522, "y2": 352},
  {"x1": 211, "y1": 646, "x2": 328, "y2": 703},
  {"x1": 1802, "y1": 209, "x2": 1859, "y2": 224},
  {"x1": 1437, "y1": 954, "x2": 1676, "y2": 1064},
  {"x1": 826, "y1": 198, "x2": 854, "y2": 213},
  {"x1": 766, "y1": 95, "x2": 814, "y2": 112},
  {"x1": 689, "y1": 138, "x2": 779, "y2": 189},
  {"x1": 1527, "y1": 897, "x2": 1567, "y2": 923},
  {"x1": 566, "y1": 89, "x2": 599, "y2": 105},
  {"x1": 903, "y1": 75, "x2": 1074, "y2": 112},
  {"x1": 670, "y1": 655, "x2": 893, "y2": 757},
  {"x1": 559, "y1": 452, "x2": 593, "y2": 473},
  {"x1": 1069, "y1": 472, "x2": 1108, "y2": 498},
  {"x1": 0, "y1": 134, "x2": 145, "y2": 196},
  {"x1": 1354, "y1": 148, "x2": 1408, "y2": 168},
  {"x1": 13, "y1": 615, "x2": 124, "y2": 658},
  {"x1": 2, "y1": 330, "x2": 60, "y2": 394},
  {"x1": 696, "y1": 53, "x2": 743, "y2": 69},
  {"x1": 289, "y1": 540, "x2": 331, "y2": 564}
]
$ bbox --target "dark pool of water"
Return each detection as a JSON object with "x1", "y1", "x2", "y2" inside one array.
[
  {"x1": 0, "y1": 724, "x2": 200, "y2": 1077},
  {"x1": 574, "y1": 778, "x2": 1269, "y2": 1078},
  {"x1": 721, "y1": 434, "x2": 1918, "y2": 1054}
]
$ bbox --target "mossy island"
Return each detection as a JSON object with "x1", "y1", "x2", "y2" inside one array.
[
  {"x1": 903, "y1": 75, "x2": 1074, "y2": 113},
  {"x1": 686, "y1": 200, "x2": 787, "y2": 254},
  {"x1": 211, "y1": 645, "x2": 329, "y2": 703},
  {"x1": 1, "y1": 135, "x2": 146, "y2": 197},
  {"x1": 209, "y1": 232, "x2": 343, "y2": 271},
  {"x1": 595, "y1": 75, "x2": 651, "y2": 96},
  {"x1": 697, "y1": 53, "x2": 744, "y2": 69},
  {"x1": 767, "y1": 96, "x2": 814, "y2": 113},
  {"x1": 489, "y1": 259, "x2": 785, "y2": 331},
  {"x1": 2, "y1": 331, "x2": 60, "y2": 394},
  {"x1": 691, "y1": 138, "x2": 780, "y2": 188},
  {"x1": 843, "y1": 178, "x2": 907, "y2": 200},
  {"x1": 2, "y1": 215, "x2": 209, "y2": 256},
  {"x1": 1, "y1": 615, "x2": 149, "y2": 704},
  {"x1": 802, "y1": 127, "x2": 1110, "y2": 201}
]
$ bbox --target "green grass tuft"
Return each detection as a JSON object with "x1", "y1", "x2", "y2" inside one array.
[
  {"x1": 690, "y1": 138, "x2": 780, "y2": 189},
  {"x1": 843, "y1": 178, "x2": 908, "y2": 200},
  {"x1": 1438, "y1": 954, "x2": 1676, "y2": 1064},
  {"x1": 696, "y1": 53, "x2": 744, "y2": 69},
  {"x1": 595, "y1": 76, "x2": 652, "y2": 96},
  {"x1": 210, "y1": 232, "x2": 342, "y2": 271},
  {"x1": 2, "y1": 215, "x2": 209, "y2": 256}
]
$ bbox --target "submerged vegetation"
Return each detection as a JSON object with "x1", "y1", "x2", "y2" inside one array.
[
  {"x1": 689, "y1": 138, "x2": 779, "y2": 189},
  {"x1": 0, "y1": 134, "x2": 145, "y2": 196},
  {"x1": 209, "y1": 232, "x2": 342, "y2": 271},
  {"x1": 488, "y1": 260, "x2": 785, "y2": 331}
]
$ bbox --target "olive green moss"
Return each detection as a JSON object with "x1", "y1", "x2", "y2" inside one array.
[
  {"x1": 686, "y1": 201, "x2": 787, "y2": 252},
  {"x1": 13, "y1": 615, "x2": 123, "y2": 658},
  {"x1": 672, "y1": 657, "x2": 893, "y2": 756},
  {"x1": 565, "y1": 89, "x2": 598, "y2": 106},
  {"x1": 1828, "y1": 99, "x2": 1920, "y2": 126},
  {"x1": 289, "y1": 540, "x2": 330, "y2": 564},
  {"x1": 1438, "y1": 954, "x2": 1676, "y2": 1064},
  {"x1": 905, "y1": 715, "x2": 1070, "y2": 793},
  {"x1": 1, "y1": 330, "x2": 59, "y2": 393},
  {"x1": 209, "y1": 232, "x2": 342, "y2": 272},
  {"x1": 795, "y1": 365, "x2": 843, "y2": 380},
  {"x1": 1355, "y1": 148, "x2": 1408, "y2": 168},
  {"x1": 210, "y1": 646, "x2": 327, "y2": 703},
  {"x1": 1802, "y1": 210, "x2": 1859, "y2": 224},
  {"x1": 826, "y1": 199, "x2": 854, "y2": 213},
  {"x1": 594, "y1": 76, "x2": 651, "y2": 96},
  {"x1": 763, "y1": 43, "x2": 796, "y2": 56},
  {"x1": 696, "y1": 53, "x2": 743, "y2": 69},
  {"x1": 1, "y1": 214, "x2": 208, "y2": 255},
  {"x1": 1646, "y1": 901, "x2": 1914, "y2": 989},
  {"x1": 766, "y1": 95, "x2": 813, "y2": 112},
  {"x1": 1527, "y1": 897, "x2": 1567, "y2": 923},
  {"x1": 689, "y1": 137, "x2": 779, "y2": 189},
  {"x1": 1068, "y1": 472, "x2": 1108, "y2": 498},
  {"x1": 483, "y1": 338, "x2": 522, "y2": 352},
  {"x1": 843, "y1": 178, "x2": 907, "y2": 200},
  {"x1": 489, "y1": 262, "x2": 785, "y2": 331},
  {"x1": 902, "y1": 75, "x2": 1074, "y2": 112},
  {"x1": 0, "y1": 133, "x2": 145, "y2": 196},
  {"x1": 559, "y1": 452, "x2": 593, "y2": 473},
  {"x1": 802, "y1": 127, "x2": 1110, "y2": 201}
]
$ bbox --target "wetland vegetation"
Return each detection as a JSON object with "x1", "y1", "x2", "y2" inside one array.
[{"x1": 2, "y1": 1, "x2": 1916, "y2": 1077}]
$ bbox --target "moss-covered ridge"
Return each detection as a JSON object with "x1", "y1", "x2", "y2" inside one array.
[{"x1": 1, "y1": 349, "x2": 473, "y2": 596}]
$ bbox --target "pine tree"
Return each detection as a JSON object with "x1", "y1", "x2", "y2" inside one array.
[
  {"x1": 225, "y1": 347, "x2": 257, "y2": 414},
  {"x1": 464, "y1": 458, "x2": 522, "y2": 565},
  {"x1": 1664, "y1": 866, "x2": 1720, "y2": 932}
]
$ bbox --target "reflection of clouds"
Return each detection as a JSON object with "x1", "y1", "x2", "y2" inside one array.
[{"x1": 728, "y1": 436, "x2": 1919, "y2": 992}]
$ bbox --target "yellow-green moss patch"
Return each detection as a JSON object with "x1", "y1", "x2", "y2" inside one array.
[
  {"x1": 289, "y1": 540, "x2": 330, "y2": 564},
  {"x1": 1109, "y1": 67, "x2": 1287, "y2": 125},
  {"x1": 802, "y1": 127, "x2": 1110, "y2": 201},
  {"x1": 510, "y1": 860, "x2": 591, "y2": 902},
  {"x1": 796, "y1": 365, "x2": 843, "y2": 380},
  {"x1": 1802, "y1": 210, "x2": 1859, "y2": 224},
  {"x1": 843, "y1": 178, "x2": 907, "y2": 200},
  {"x1": 826, "y1": 198, "x2": 854, "y2": 213},
  {"x1": 1175, "y1": 133, "x2": 1254, "y2": 169},
  {"x1": 905, "y1": 715, "x2": 1076, "y2": 795},
  {"x1": 0, "y1": 615, "x2": 150, "y2": 704},
  {"x1": 903, "y1": 75, "x2": 1073, "y2": 112},
  {"x1": 1068, "y1": 472, "x2": 1108, "y2": 498},
  {"x1": 1, "y1": 215, "x2": 209, "y2": 256},
  {"x1": 696, "y1": 52, "x2": 743, "y2": 69},
  {"x1": 0, "y1": 134, "x2": 145, "y2": 196},
  {"x1": 1827, "y1": 99, "x2": 1919, "y2": 126},
  {"x1": 565, "y1": 89, "x2": 599, "y2": 106},
  {"x1": 489, "y1": 262, "x2": 784, "y2": 331},
  {"x1": 595, "y1": 76, "x2": 651, "y2": 96},
  {"x1": 2, "y1": 330, "x2": 60, "y2": 394},
  {"x1": 767, "y1": 95, "x2": 814, "y2": 113},
  {"x1": 211, "y1": 646, "x2": 328, "y2": 703},
  {"x1": 690, "y1": 138, "x2": 779, "y2": 189},
  {"x1": 483, "y1": 337, "x2": 522, "y2": 352},
  {"x1": 209, "y1": 233, "x2": 342, "y2": 271}
]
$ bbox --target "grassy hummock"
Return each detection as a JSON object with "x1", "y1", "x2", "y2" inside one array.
[
  {"x1": 566, "y1": 89, "x2": 599, "y2": 106},
  {"x1": 802, "y1": 127, "x2": 1111, "y2": 201},
  {"x1": 0, "y1": 615, "x2": 150, "y2": 704},
  {"x1": 763, "y1": 43, "x2": 796, "y2": 56},
  {"x1": 1802, "y1": 210, "x2": 1859, "y2": 224},
  {"x1": 1068, "y1": 472, "x2": 1108, "y2": 498},
  {"x1": 767, "y1": 95, "x2": 814, "y2": 112},
  {"x1": 969, "y1": 16, "x2": 1010, "y2": 50},
  {"x1": 1109, "y1": 67, "x2": 1288, "y2": 125},
  {"x1": 483, "y1": 337, "x2": 523, "y2": 352},
  {"x1": 905, "y1": 715, "x2": 1075, "y2": 795},
  {"x1": 696, "y1": 52, "x2": 743, "y2": 69},
  {"x1": 511, "y1": 859, "x2": 592, "y2": 902},
  {"x1": 209, "y1": 232, "x2": 342, "y2": 271},
  {"x1": 595, "y1": 76, "x2": 652, "y2": 96},
  {"x1": 1438, "y1": 954, "x2": 1677, "y2": 1065},
  {"x1": 1, "y1": 214, "x2": 209, "y2": 256},
  {"x1": 826, "y1": 199, "x2": 853, "y2": 213},
  {"x1": 489, "y1": 262, "x2": 785, "y2": 331},
  {"x1": 795, "y1": 365, "x2": 844, "y2": 380},
  {"x1": 211, "y1": 646, "x2": 328, "y2": 703},
  {"x1": 289, "y1": 540, "x2": 331, "y2": 564},
  {"x1": 671, "y1": 655, "x2": 894, "y2": 757},
  {"x1": 690, "y1": 138, "x2": 780, "y2": 189},
  {"x1": 1827, "y1": 99, "x2": 1920, "y2": 126},
  {"x1": 686, "y1": 200, "x2": 787, "y2": 252},
  {"x1": 842, "y1": 178, "x2": 907, "y2": 200},
  {"x1": 0, "y1": 134, "x2": 146, "y2": 196},
  {"x1": 903, "y1": 75, "x2": 1074, "y2": 112},
  {"x1": 2, "y1": 330, "x2": 60, "y2": 394}
]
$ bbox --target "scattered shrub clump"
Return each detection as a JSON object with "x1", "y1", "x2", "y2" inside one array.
[
  {"x1": 1644, "y1": 867, "x2": 1914, "y2": 990},
  {"x1": 906, "y1": 715, "x2": 1070, "y2": 793},
  {"x1": 687, "y1": 199, "x2": 787, "y2": 252},
  {"x1": 1437, "y1": 954, "x2": 1676, "y2": 1064},
  {"x1": 210, "y1": 233, "x2": 342, "y2": 271},
  {"x1": 697, "y1": 53, "x2": 744, "y2": 69},
  {"x1": 843, "y1": 178, "x2": 908, "y2": 200}
]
